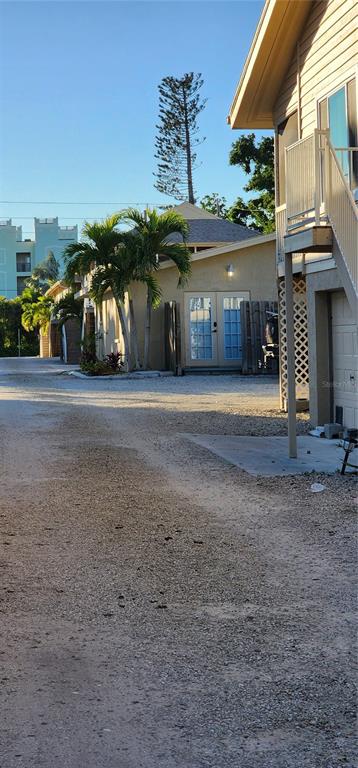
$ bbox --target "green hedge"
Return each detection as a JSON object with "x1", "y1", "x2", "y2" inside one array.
[{"x1": 0, "y1": 297, "x2": 39, "y2": 357}]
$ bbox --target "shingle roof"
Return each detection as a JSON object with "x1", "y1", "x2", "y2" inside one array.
[{"x1": 168, "y1": 202, "x2": 259, "y2": 244}]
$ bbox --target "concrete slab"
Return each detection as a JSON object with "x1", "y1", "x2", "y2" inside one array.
[
  {"x1": 0, "y1": 357, "x2": 79, "y2": 375},
  {"x1": 69, "y1": 370, "x2": 174, "y2": 381},
  {"x1": 183, "y1": 434, "x2": 351, "y2": 476}
]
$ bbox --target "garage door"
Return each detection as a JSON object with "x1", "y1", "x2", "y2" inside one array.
[{"x1": 331, "y1": 290, "x2": 358, "y2": 428}]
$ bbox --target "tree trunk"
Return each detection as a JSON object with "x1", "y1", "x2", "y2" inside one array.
[
  {"x1": 143, "y1": 287, "x2": 152, "y2": 370},
  {"x1": 97, "y1": 303, "x2": 105, "y2": 360},
  {"x1": 112, "y1": 289, "x2": 133, "y2": 371},
  {"x1": 182, "y1": 83, "x2": 195, "y2": 204},
  {"x1": 128, "y1": 295, "x2": 140, "y2": 370}
]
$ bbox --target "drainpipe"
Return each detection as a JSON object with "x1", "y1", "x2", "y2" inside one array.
[{"x1": 297, "y1": 42, "x2": 302, "y2": 140}]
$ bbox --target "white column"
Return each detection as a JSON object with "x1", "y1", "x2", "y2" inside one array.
[{"x1": 284, "y1": 252, "x2": 297, "y2": 458}]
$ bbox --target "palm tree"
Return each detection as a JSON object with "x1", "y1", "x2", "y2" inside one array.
[
  {"x1": 21, "y1": 287, "x2": 54, "y2": 333},
  {"x1": 53, "y1": 291, "x2": 83, "y2": 330},
  {"x1": 63, "y1": 215, "x2": 136, "y2": 370},
  {"x1": 120, "y1": 208, "x2": 191, "y2": 369},
  {"x1": 26, "y1": 252, "x2": 60, "y2": 294}
]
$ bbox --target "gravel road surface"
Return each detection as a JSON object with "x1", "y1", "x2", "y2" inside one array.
[{"x1": 0, "y1": 360, "x2": 356, "y2": 767}]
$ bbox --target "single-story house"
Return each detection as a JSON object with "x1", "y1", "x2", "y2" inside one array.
[{"x1": 84, "y1": 203, "x2": 278, "y2": 373}]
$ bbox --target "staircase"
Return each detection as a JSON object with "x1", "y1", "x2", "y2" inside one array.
[{"x1": 323, "y1": 135, "x2": 358, "y2": 312}]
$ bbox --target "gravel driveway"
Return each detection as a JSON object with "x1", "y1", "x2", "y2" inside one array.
[{"x1": 0, "y1": 362, "x2": 356, "y2": 768}]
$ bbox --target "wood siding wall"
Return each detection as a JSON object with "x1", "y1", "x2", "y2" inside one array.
[
  {"x1": 39, "y1": 331, "x2": 50, "y2": 359},
  {"x1": 274, "y1": 0, "x2": 358, "y2": 134}
]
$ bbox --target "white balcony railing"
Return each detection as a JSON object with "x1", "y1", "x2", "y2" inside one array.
[
  {"x1": 325, "y1": 140, "x2": 358, "y2": 292},
  {"x1": 276, "y1": 129, "x2": 358, "y2": 296},
  {"x1": 286, "y1": 133, "x2": 317, "y2": 227}
]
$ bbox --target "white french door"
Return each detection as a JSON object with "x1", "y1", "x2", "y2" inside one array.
[
  {"x1": 217, "y1": 292, "x2": 247, "y2": 367},
  {"x1": 185, "y1": 291, "x2": 249, "y2": 368},
  {"x1": 185, "y1": 292, "x2": 218, "y2": 367}
]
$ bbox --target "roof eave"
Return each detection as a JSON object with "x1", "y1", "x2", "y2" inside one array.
[
  {"x1": 229, "y1": 0, "x2": 313, "y2": 130},
  {"x1": 160, "y1": 232, "x2": 276, "y2": 269},
  {"x1": 45, "y1": 280, "x2": 67, "y2": 297}
]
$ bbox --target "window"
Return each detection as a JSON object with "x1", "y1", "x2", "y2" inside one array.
[
  {"x1": 319, "y1": 79, "x2": 357, "y2": 189},
  {"x1": 17, "y1": 276, "x2": 28, "y2": 295},
  {"x1": 329, "y1": 86, "x2": 349, "y2": 178},
  {"x1": 16, "y1": 252, "x2": 31, "y2": 273}
]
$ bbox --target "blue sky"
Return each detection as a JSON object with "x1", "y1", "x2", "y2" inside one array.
[{"x1": 0, "y1": 0, "x2": 268, "y2": 238}]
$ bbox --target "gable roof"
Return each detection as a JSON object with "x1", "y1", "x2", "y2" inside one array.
[
  {"x1": 228, "y1": 0, "x2": 313, "y2": 129},
  {"x1": 160, "y1": 231, "x2": 276, "y2": 269},
  {"x1": 169, "y1": 201, "x2": 259, "y2": 244}
]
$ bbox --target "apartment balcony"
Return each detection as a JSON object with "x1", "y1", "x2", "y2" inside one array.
[{"x1": 276, "y1": 129, "x2": 358, "y2": 304}]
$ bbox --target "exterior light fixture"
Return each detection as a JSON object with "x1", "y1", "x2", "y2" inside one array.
[{"x1": 226, "y1": 263, "x2": 234, "y2": 277}]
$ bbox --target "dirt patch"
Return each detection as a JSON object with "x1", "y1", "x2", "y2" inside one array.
[{"x1": 0, "y1": 371, "x2": 356, "y2": 768}]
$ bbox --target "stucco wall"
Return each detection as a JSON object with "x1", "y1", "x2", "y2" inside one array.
[
  {"x1": 306, "y1": 266, "x2": 343, "y2": 425},
  {"x1": 101, "y1": 239, "x2": 277, "y2": 370}
]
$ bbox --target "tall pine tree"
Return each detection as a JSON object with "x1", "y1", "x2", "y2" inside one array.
[{"x1": 154, "y1": 73, "x2": 206, "y2": 204}]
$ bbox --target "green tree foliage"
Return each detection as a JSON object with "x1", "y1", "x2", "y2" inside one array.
[
  {"x1": 154, "y1": 73, "x2": 206, "y2": 204},
  {"x1": 200, "y1": 192, "x2": 257, "y2": 229},
  {"x1": 0, "y1": 296, "x2": 38, "y2": 356},
  {"x1": 229, "y1": 133, "x2": 275, "y2": 233},
  {"x1": 200, "y1": 192, "x2": 261, "y2": 230},
  {"x1": 199, "y1": 193, "x2": 228, "y2": 218},
  {"x1": 21, "y1": 286, "x2": 54, "y2": 333},
  {"x1": 26, "y1": 251, "x2": 60, "y2": 294}
]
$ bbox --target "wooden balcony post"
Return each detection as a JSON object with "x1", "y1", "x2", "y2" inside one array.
[
  {"x1": 324, "y1": 132, "x2": 331, "y2": 216},
  {"x1": 314, "y1": 129, "x2": 321, "y2": 226},
  {"x1": 284, "y1": 251, "x2": 297, "y2": 459}
]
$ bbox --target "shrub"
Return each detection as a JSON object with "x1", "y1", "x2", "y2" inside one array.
[
  {"x1": 80, "y1": 333, "x2": 97, "y2": 365},
  {"x1": 80, "y1": 360, "x2": 112, "y2": 376},
  {"x1": 104, "y1": 352, "x2": 122, "y2": 371},
  {"x1": 79, "y1": 341, "x2": 123, "y2": 376}
]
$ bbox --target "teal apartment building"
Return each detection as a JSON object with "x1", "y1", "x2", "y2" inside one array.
[{"x1": 0, "y1": 217, "x2": 78, "y2": 298}]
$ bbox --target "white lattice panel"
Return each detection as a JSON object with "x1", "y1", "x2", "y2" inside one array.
[{"x1": 278, "y1": 276, "x2": 309, "y2": 407}]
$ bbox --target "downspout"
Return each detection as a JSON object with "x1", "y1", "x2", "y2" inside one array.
[{"x1": 297, "y1": 42, "x2": 302, "y2": 140}]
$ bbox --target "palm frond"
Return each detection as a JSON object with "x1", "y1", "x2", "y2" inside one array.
[
  {"x1": 143, "y1": 273, "x2": 162, "y2": 309},
  {"x1": 155, "y1": 210, "x2": 189, "y2": 242},
  {"x1": 119, "y1": 208, "x2": 147, "y2": 229},
  {"x1": 53, "y1": 291, "x2": 83, "y2": 329},
  {"x1": 159, "y1": 243, "x2": 191, "y2": 279},
  {"x1": 90, "y1": 264, "x2": 126, "y2": 305},
  {"x1": 82, "y1": 213, "x2": 122, "y2": 242}
]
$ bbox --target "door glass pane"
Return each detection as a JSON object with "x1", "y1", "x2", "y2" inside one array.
[
  {"x1": 190, "y1": 297, "x2": 213, "y2": 360},
  {"x1": 223, "y1": 297, "x2": 242, "y2": 360},
  {"x1": 328, "y1": 87, "x2": 349, "y2": 179}
]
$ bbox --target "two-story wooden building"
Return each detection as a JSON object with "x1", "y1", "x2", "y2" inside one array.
[{"x1": 229, "y1": 0, "x2": 358, "y2": 455}]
